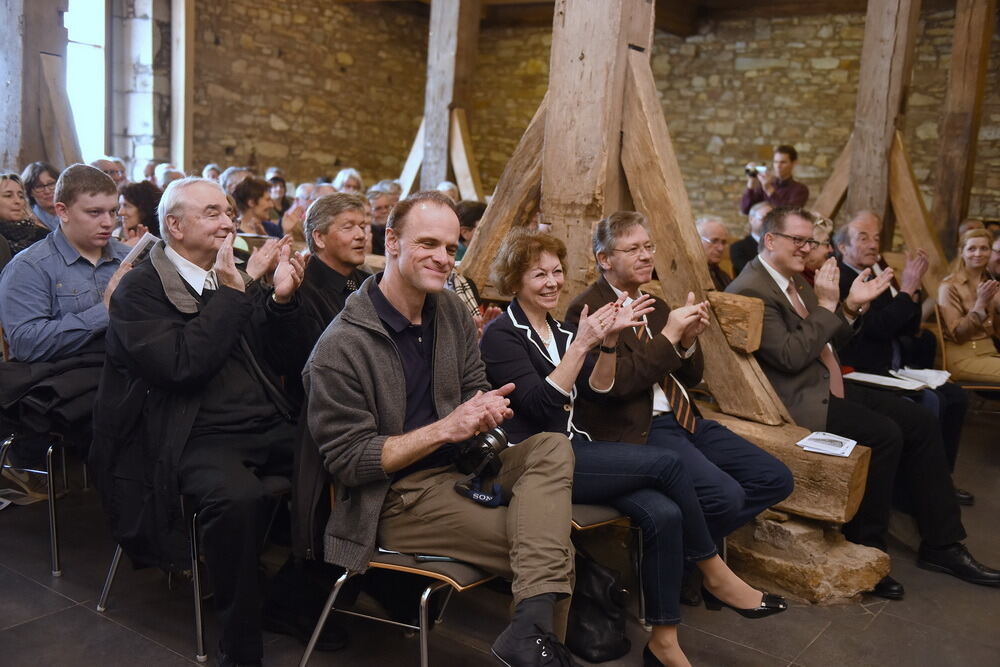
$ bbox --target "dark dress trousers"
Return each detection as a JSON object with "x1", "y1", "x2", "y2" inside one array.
[
  {"x1": 727, "y1": 257, "x2": 965, "y2": 552},
  {"x1": 565, "y1": 276, "x2": 793, "y2": 540}
]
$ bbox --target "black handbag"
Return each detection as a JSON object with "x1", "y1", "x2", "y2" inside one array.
[{"x1": 566, "y1": 548, "x2": 631, "y2": 662}]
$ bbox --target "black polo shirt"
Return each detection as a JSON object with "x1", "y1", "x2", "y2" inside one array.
[{"x1": 370, "y1": 279, "x2": 458, "y2": 477}]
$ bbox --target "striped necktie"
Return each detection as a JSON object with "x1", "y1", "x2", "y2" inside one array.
[
  {"x1": 637, "y1": 325, "x2": 697, "y2": 433},
  {"x1": 785, "y1": 282, "x2": 845, "y2": 398}
]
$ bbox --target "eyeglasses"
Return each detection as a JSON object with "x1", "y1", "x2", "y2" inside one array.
[
  {"x1": 699, "y1": 236, "x2": 727, "y2": 247},
  {"x1": 33, "y1": 182, "x2": 57, "y2": 193},
  {"x1": 611, "y1": 242, "x2": 657, "y2": 257},
  {"x1": 771, "y1": 231, "x2": 821, "y2": 250}
]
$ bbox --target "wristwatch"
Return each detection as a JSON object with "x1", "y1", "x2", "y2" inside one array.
[{"x1": 598, "y1": 345, "x2": 616, "y2": 354}]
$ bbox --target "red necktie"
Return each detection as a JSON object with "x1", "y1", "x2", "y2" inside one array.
[
  {"x1": 637, "y1": 325, "x2": 697, "y2": 433},
  {"x1": 785, "y1": 283, "x2": 845, "y2": 398}
]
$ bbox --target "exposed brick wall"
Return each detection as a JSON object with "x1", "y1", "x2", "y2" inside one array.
[
  {"x1": 464, "y1": 9, "x2": 1000, "y2": 235},
  {"x1": 189, "y1": 4, "x2": 999, "y2": 232},
  {"x1": 191, "y1": 0, "x2": 427, "y2": 186}
]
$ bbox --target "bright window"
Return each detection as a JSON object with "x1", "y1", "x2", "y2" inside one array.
[{"x1": 64, "y1": 0, "x2": 106, "y2": 162}]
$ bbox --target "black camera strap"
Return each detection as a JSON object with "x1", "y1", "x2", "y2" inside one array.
[{"x1": 454, "y1": 473, "x2": 504, "y2": 507}]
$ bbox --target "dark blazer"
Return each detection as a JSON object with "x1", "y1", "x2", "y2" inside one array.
[
  {"x1": 726, "y1": 257, "x2": 855, "y2": 431},
  {"x1": 480, "y1": 298, "x2": 596, "y2": 444},
  {"x1": 729, "y1": 234, "x2": 758, "y2": 278},
  {"x1": 835, "y1": 261, "x2": 921, "y2": 374},
  {"x1": 565, "y1": 276, "x2": 704, "y2": 445}
]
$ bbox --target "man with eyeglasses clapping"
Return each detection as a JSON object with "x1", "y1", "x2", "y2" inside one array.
[{"x1": 727, "y1": 207, "x2": 1000, "y2": 599}]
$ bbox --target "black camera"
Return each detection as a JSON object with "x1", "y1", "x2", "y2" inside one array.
[
  {"x1": 454, "y1": 427, "x2": 509, "y2": 478},
  {"x1": 745, "y1": 164, "x2": 767, "y2": 178}
]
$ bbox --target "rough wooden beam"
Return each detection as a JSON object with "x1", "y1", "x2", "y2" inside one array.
[
  {"x1": 812, "y1": 135, "x2": 852, "y2": 221},
  {"x1": 459, "y1": 97, "x2": 547, "y2": 294},
  {"x1": 930, "y1": 0, "x2": 996, "y2": 257},
  {"x1": 706, "y1": 291, "x2": 763, "y2": 353},
  {"x1": 39, "y1": 53, "x2": 82, "y2": 166},
  {"x1": 170, "y1": 0, "x2": 194, "y2": 172},
  {"x1": 398, "y1": 118, "x2": 425, "y2": 198},
  {"x1": 542, "y1": 0, "x2": 654, "y2": 311},
  {"x1": 699, "y1": 405, "x2": 870, "y2": 525},
  {"x1": 449, "y1": 108, "x2": 485, "y2": 201},
  {"x1": 888, "y1": 131, "x2": 948, "y2": 295},
  {"x1": 846, "y1": 0, "x2": 921, "y2": 221},
  {"x1": 622, "y1": 50, "x2": 789, "y2": 425},
  {"x1": 421, "y1": 0, "x2": 481, "y2": 191}
]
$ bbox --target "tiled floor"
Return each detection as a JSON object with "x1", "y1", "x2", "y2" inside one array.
[{"x1": 2, "y1": 407, "x2": 998, "y2": 666}]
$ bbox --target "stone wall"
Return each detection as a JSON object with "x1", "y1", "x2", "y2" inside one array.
[
  {"x1": 464, "y1": 8, "x2": 1000, "y2": 234},
  {"x1": 109, "y1": 0, "x2": 171, "y2": 174},
  {"x1": 190, "y1": 0, "x2": 427, "y2": 186}
]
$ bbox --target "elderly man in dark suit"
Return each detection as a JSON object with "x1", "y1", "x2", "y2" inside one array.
[
  {"x1": 833, "y1": 211, "x2": 971, "y2": 505},
  {"x1": 565, "y1": 211, "x2": 793, "y2": 548},
  {"x1": 726, "y1": 206, "x2": 999, "y2": 598}
]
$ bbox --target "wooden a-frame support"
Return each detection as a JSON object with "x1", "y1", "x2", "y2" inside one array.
[{"x1": 460, "y1": 0, "x2": 881, "y2": 600}]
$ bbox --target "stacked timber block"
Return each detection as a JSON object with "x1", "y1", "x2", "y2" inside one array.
[{"x1": 701, "y1": 405, "x2": 889, "y2": 603}]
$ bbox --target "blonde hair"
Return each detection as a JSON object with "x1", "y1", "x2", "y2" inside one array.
[
  {"x1": 952, "y1": 228, "x2": 993, "y2": 273},
  {"x1": 0, "y1": 173, "x2": 30, "y2": 221}
]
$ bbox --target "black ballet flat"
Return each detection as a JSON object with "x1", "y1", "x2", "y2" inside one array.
[
  {"x1": 701, "y1": 586, "x2": 788, "y2": 619},
  {"x1": 643, "y1": 645, "x2": 665, "y2": 666}
]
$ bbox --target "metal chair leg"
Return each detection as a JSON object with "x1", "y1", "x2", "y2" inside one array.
[
  {"x1": 0, "y1": 434, "x2": 13, "y2": 472},
  {"x1": 300, "y1": 570, "x2": 351, "y2": 667},
  {"x1": 97, "y1": 545, "x2": 124, "y2": 612},
  {"x1": 190, "y1": 509, "x2": 207, "y2": 663},
  {"x1": 418, "y1": 582, "x2": 450, "y2": 667},
  {"x1": 60, "y1": 445, "x2": 68, "y2": 492},
  {"x1": 46, "y1": 445, "x2": 61, "y2": 576}
]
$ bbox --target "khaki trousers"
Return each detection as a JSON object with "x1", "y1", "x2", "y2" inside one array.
[
  {"x1": 946, "y1": 338, "x2": 1000, "y2": 383},
  {"x1": 377, "y1": 432, "x2": 575, "y2": 608}
]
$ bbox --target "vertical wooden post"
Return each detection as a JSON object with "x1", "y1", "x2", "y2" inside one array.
[
  {"x1": 846, "y1": 0, "x2": 921, "y2": 222},
  {"x1": 420, "y1": 0, "x2": 481, "y2": 191},
  {"x1": 930, "y1": 0, "x2": 996, "y2": 256},
  {"x1": 542, "y1": 0, "x2": 655, "y2": 307},
  {"x1": 170, "y1": 0, "x2": 194, "y2": 172}
]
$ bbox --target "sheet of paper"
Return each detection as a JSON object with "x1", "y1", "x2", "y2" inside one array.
[{"x1": 844, "y1": 371, "x2": 926, "y2": 391}]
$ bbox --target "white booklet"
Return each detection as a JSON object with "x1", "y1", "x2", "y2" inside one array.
[
  {"x1": 890, "y1": 367, "x2": 950, "y2": 389},
  {"x1": 843, "y1": 371, "x2": 927, "y2": 391},
  {"x1": 796, "y1": 431, "x2": 857, "y2": 457},
  {"x1": 122, "y1": 231, "x2": 159, "y2": 266}
]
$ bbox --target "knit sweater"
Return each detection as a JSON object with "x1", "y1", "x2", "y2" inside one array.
[{"x1": 302, "y1": 274, "x2": 488, "y2": 572}]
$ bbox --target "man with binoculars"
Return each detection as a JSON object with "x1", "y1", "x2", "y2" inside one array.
[
  {"x1": 304, "y1": 190, "x2": 578, "y2": 667},
  {"x1": 739, "y1": 144, "x2": 810, "y2": 215}
]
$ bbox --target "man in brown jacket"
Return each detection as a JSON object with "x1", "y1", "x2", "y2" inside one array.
[{"x1": 565, "y1": 211, "x2": 793, "y2": 547}]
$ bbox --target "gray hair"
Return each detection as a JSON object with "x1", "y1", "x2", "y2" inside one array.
[
  {"x1": 304, "y1": 193, "x2": 366, "y2": 254},
  {"x1": 219, "y1": 166, "x2": 252, "y2": 194},
  {"x1": 332, "y1": 167, "x2": 363, "y2": 192},
  {"x1": 370, "y1": 179, "x2": 402, "y2": 196},
  {"x1": 157, "y1": 177, "x2": 226, "y2": 246},
  {"x1": 748, "y1": 201, "x2": 772, "y2": 222},
  {"x1": 695, "y1": 215, "x2": 725, "y2": 236},
  {"x1": 201, "y1": 163, "x2": 221, "y2": 178},
  {"x1": 592, "y1": 211, "x2": 648, "y2": 272}
]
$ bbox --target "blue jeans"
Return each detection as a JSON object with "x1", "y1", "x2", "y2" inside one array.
[
  {"x1": 647, "y1": 415, "x2": 794, "y2": 540},
  {"x1": 570, "y1": 437, "x2": 717, "y2": 625}
]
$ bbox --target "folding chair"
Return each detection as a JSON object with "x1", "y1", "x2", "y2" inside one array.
[
  {"x1": 97, "y1": 475, "x2": 291, "y2": 663},
  {"x1": 299, "y1": 552, "x2": 495, "y2": 667}
]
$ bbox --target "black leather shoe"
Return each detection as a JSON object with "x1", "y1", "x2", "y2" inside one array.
[
  {"x1": 643, "y1": 645, "x2": 665, "y2": 666},
  {"x1": 492, "y1": 623, "x2": 579, "y2": 666},
  {"x1": 701, "y1": 586, "x2": 788, "y2": 618},
  {"x1": 918, "y1": 543, "x2": 1000, "y2": 587},
  {"x1": 870, "y1": 575, "x2": 905, "y2": 600},
  {"x1": 955, "y1": 488, "x2": 975, "y2": 506}
]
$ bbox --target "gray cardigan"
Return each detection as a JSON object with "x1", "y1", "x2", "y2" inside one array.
[{"x1": 302, "y1": 274, "x2": 489, "y2": 573}]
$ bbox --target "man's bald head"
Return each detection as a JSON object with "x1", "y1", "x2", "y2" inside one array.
[{"x1": 836, "y1": 211, "x2": 882, "y2": 269}]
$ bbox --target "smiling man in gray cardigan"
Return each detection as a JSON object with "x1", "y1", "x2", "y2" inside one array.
[{"x1": 304, "y1": 191, "x2": 577, "y2": 667}]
